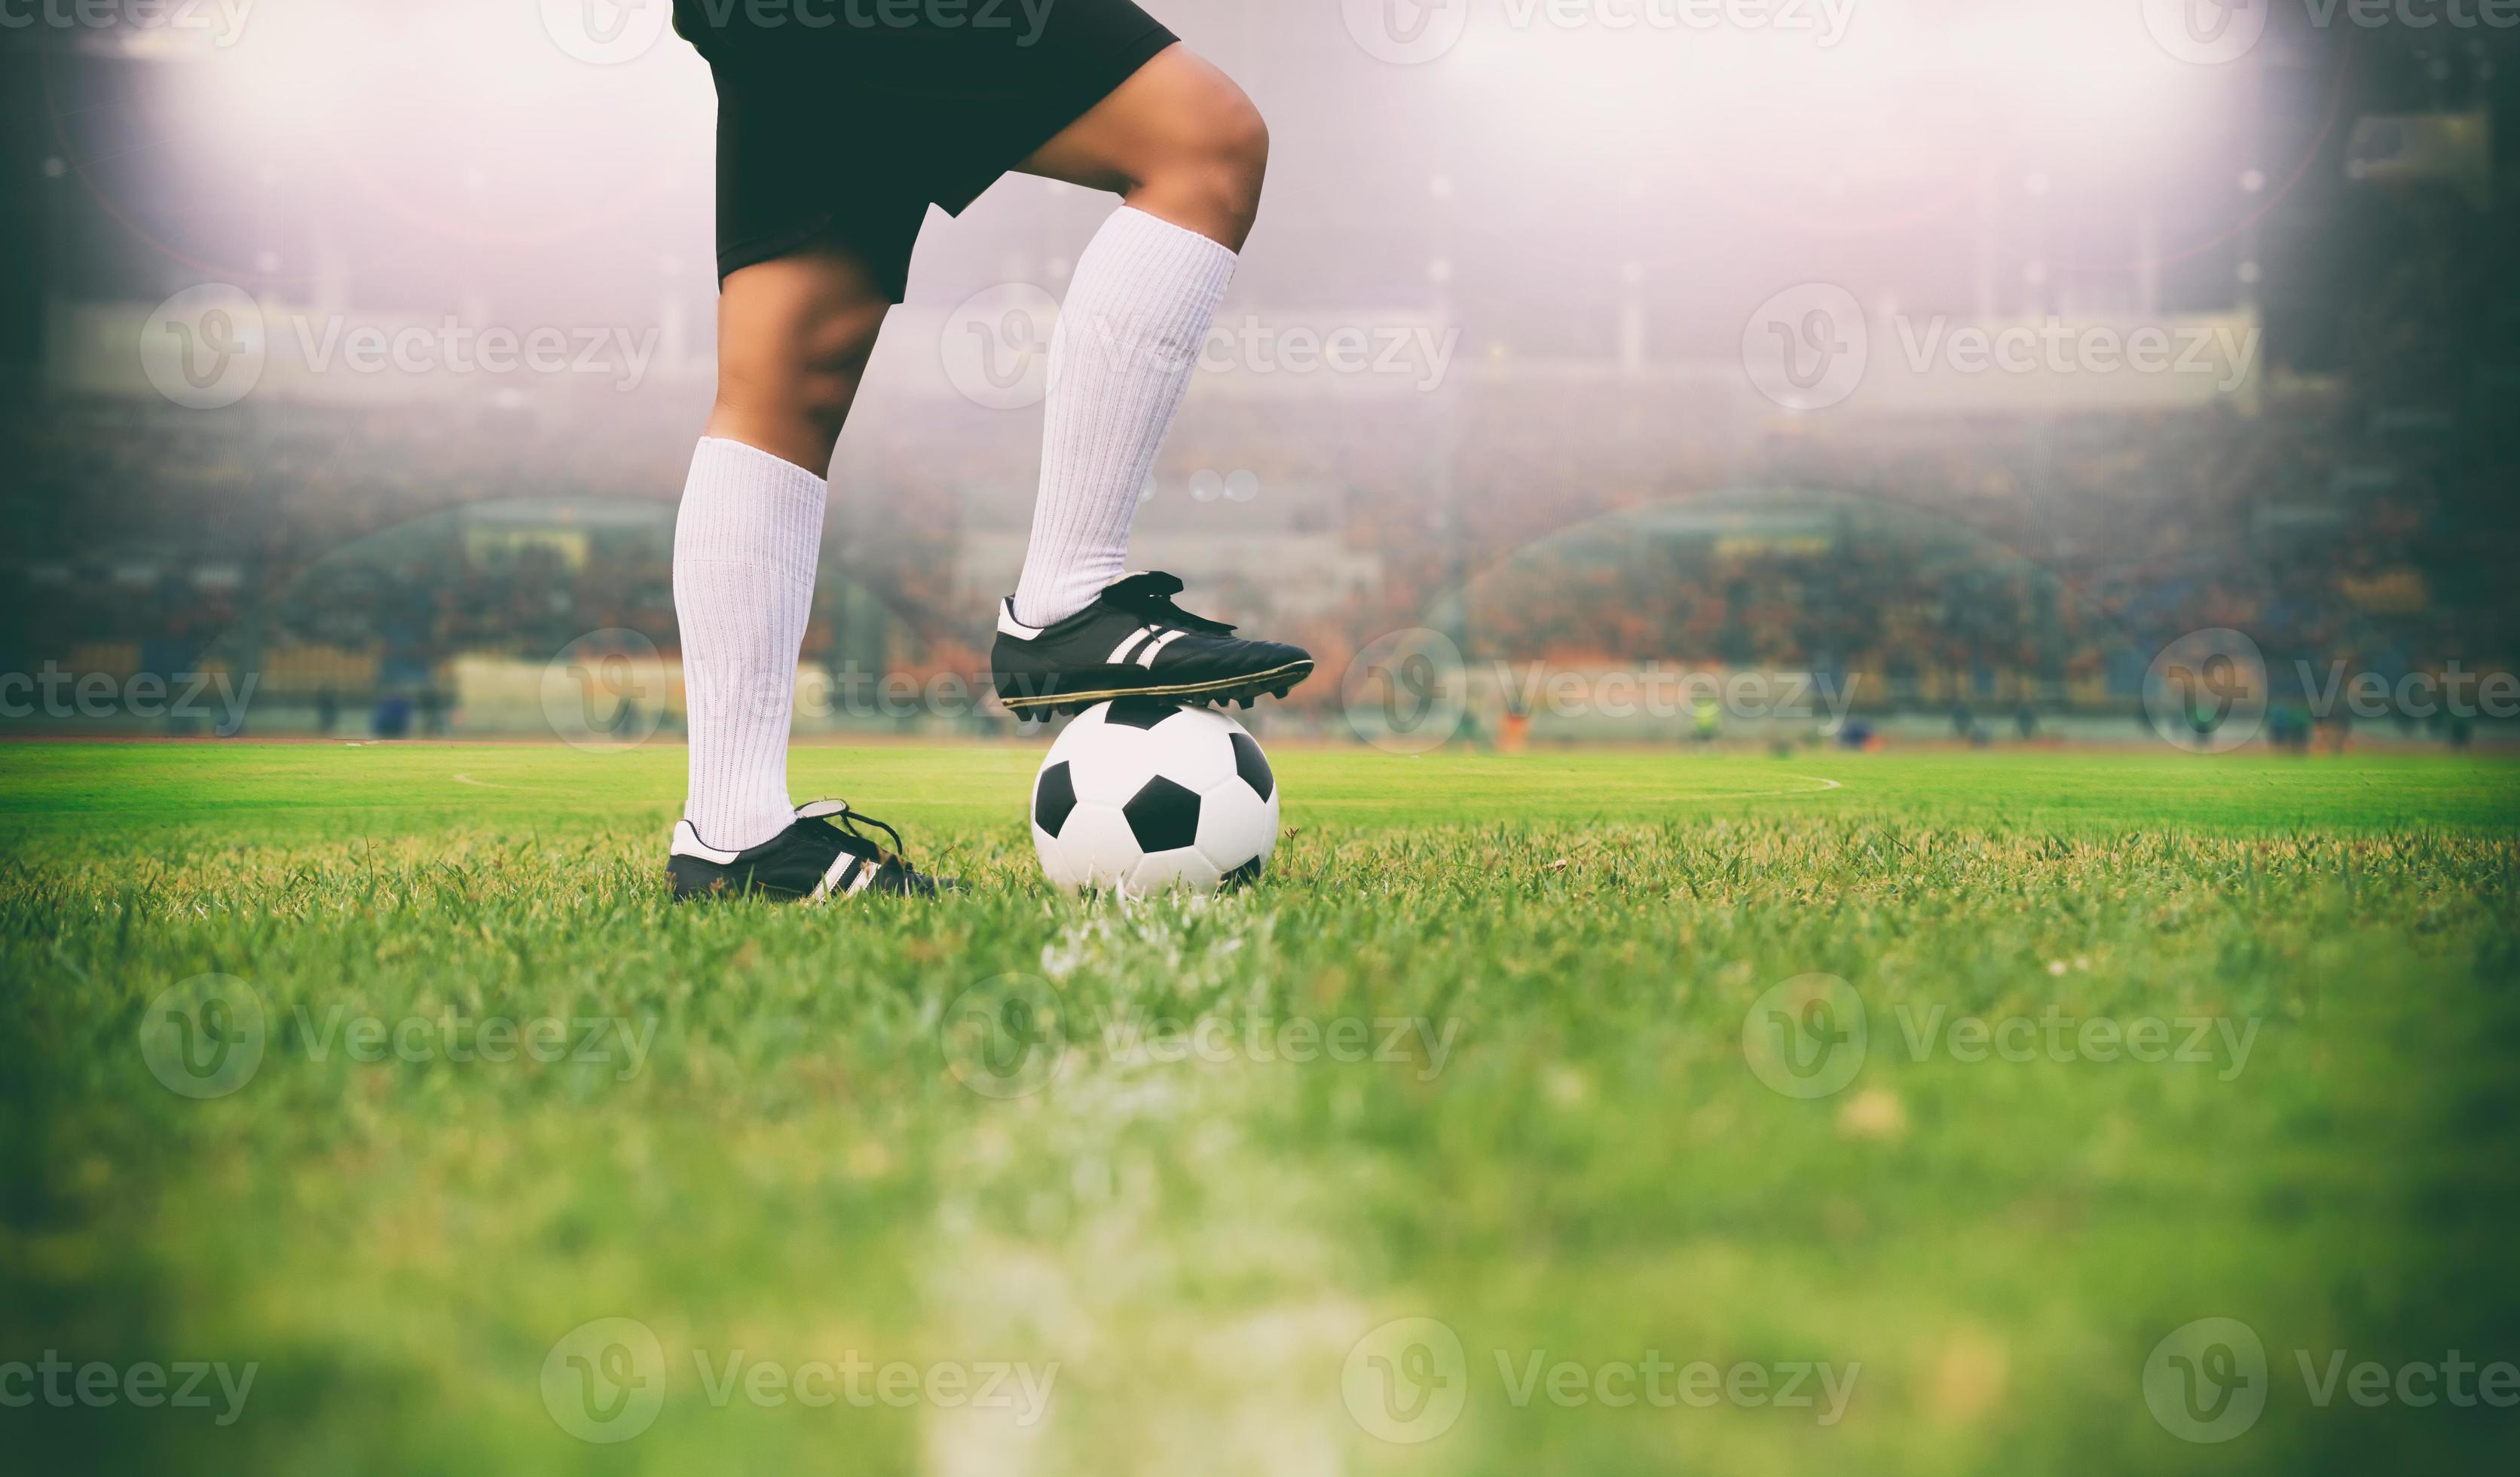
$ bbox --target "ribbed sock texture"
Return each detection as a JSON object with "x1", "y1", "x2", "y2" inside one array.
[
  {"x1": 1011, "y1": 206, "x2": 1237, "y2": 626},
  {"x1": 674, "y1": 436, "x2": 827, "y2": 852}
]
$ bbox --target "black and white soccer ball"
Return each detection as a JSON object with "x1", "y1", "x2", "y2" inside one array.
[{"x1": 1029, "y1": 698, "x2": 1279, "y2": 894}]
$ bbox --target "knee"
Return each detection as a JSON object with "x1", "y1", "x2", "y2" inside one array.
[
  {"x1": 1205, "y1": 85, "x2": 1270, "y2": 241},
  {"x1": 1204, "y1": 84, "x2": 1270, "y2": 209},
  {"x1": 1161, "y1": 78, "x2": 1268, "y2": 248}
]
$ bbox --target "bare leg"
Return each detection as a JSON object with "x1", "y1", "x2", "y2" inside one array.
[
  {"x1": 1017, "y1": 43, "x2": 1269, "y2": 252},
  {"x1": 705, "y1": 247, "x2": 893, "y2": 475}
]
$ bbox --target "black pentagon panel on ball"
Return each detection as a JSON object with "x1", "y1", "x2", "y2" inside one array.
[
  {"x1": 1222, "y1": 856, "x2": 1265, "y2": 891},
  {"x1": 1102, "y1": 696, "x2": 1183, "y2": 731},
  {"x1": 1033, "y1": 760, "x2": 1078, "y2": 836},
  {"x1": 1229, "y1": 731, "x2": 1274, "y2": 802},
  {"x1": 1122, "y1": 775, "x2": 1203, "y2": 853}
]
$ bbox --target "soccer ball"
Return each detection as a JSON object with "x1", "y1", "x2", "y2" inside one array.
[{"x1": 1029, "y1": 697, "x2": 1279, "y2": 893}]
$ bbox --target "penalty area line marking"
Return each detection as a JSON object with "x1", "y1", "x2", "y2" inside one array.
[{"x1": 451, "y1": 772, "x2": 518, "y2": 789}]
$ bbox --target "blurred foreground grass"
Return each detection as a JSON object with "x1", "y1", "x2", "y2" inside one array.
[{"x1": 2, "y1": 743, "x2": 2516, "y2": 1473}]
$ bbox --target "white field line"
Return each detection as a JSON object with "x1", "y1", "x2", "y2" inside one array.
[{"x1": 922, "y1": 909, "x2": 1356, "y2": 1475}]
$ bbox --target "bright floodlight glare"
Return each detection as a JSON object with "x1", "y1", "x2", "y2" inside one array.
[
  {"x1": 1440, "y1": 0, "x2": 2228, "y2": 180},
  {"x1": 167, "y1": 1, "x2": 712, "y2": 243}
]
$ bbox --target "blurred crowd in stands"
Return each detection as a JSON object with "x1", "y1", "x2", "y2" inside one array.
[{"x1": 1, "y1": 357, "x2": 2508, "y2": 732}]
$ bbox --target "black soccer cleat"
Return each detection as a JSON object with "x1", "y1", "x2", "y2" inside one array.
[
  {"x1": 667, "y1": 800, "x2": 950, "y2": 902},
  {"x1": 990, "y1": 572, "x2": 1314, "y2": 717}
]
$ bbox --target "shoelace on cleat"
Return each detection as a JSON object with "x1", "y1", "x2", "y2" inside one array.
[
  {"x1": 832, "y1": 805, "x2": 905, "y2": 859},
  {"x1": 1099, "y1": 572, "x2": 1237, "y2": 637},
  {"x1": 815, "y1": 803, "x2": 937, "y2": 886}
]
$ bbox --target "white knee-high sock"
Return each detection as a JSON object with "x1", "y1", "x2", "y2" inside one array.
[
  {"x1": 1011, "y1": 206, "x2": 1237, "y2": 627},
  {"x1": 674, "y1": 436, "x2": 827, "y2": 851}
]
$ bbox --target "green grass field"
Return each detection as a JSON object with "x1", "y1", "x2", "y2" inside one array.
[{"x1": 5, "y1": 742, "x2": 2517, "y2": 1474}]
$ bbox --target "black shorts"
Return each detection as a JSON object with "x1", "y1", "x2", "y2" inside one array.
[{"x1": 675, "y1": 0, "x2": 1177, "y2": 301}]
